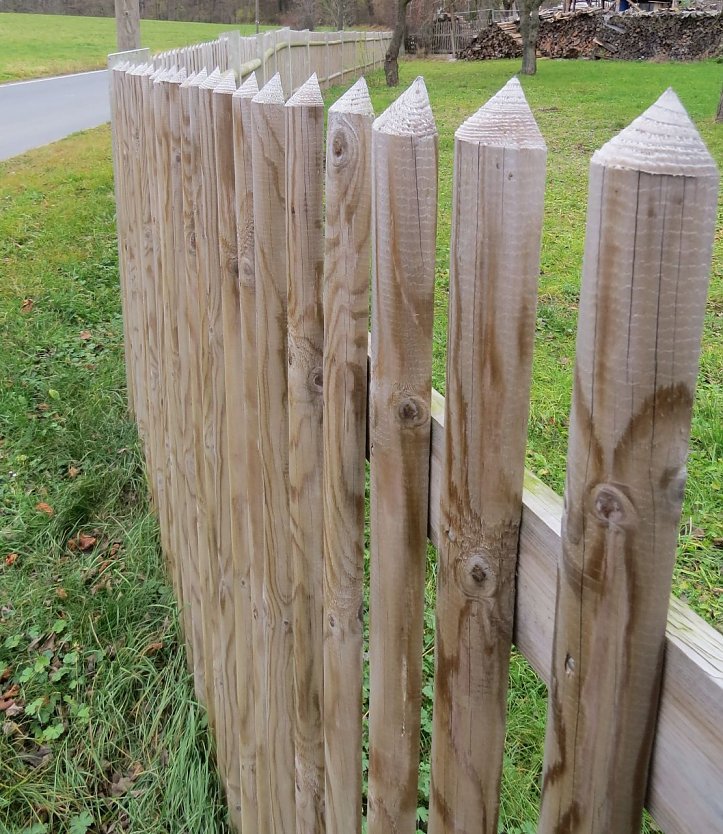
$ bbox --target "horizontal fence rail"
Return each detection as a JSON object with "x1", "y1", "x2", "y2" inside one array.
[
  {"x1": 110, "y1": 27, "x2": 392, "y2": 94},
  {"x1": 109, "y1": 47, "x2": 721, "y2": 834}
]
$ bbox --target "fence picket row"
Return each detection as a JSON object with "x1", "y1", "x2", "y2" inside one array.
[{"x1": 109, "y1": 42, "x2": 720, "y2": 834}]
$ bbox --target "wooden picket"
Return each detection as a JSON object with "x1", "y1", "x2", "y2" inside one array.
[{"x1": 109, "y1": 44, "x2": 721, "y2": 834}]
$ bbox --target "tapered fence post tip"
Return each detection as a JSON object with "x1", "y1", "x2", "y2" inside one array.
[
  {"x1": 213, "y1": 69, "x2": 238, "y2": 95},
  {"x1": 329, "y1": 75, "x2": 373, "y2": 116},
  {"x1": 286, "y1": 73, "x2": 323, "y2": 108},
  {"x1": 593, "y1": 86, "x2": 718, "y2": 176},
  {"x1": 456, "y1": 76, "x2": 545, "y2": 150},
  {"x1": 201, "y1": 67, "x2": 223, "y2": 89},
  {"x1": 234, "y1": 71, "x2": 259, "y2": 98},
  {"x1": 253, "y1": 72, "x2": 285, "y2": 104},
  {"x1": 373, "y1": 75, "x2": 436, "y2": 137}
]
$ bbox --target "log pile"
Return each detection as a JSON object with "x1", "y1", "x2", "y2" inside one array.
[{"x1": 460, "y1": 10, "x2": 723, "y2": 62}]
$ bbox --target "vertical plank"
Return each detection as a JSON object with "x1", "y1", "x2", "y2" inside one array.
[
  {"x1": 322, "y1": 77, "x2": 374, "y2": 834},
  {"x1": 188, "y1": 67, "x2": 221, "y2": 722},
  {"x1": 367, "y1": 77, "x2": 438, "y2": 834},
  {"x1": 178, "y1": 69, "x2": 208, "y2": 704},
  {"x1": 538, "y1": 90, "x2": 719, "y2": 834},
  {"x1": 250, "y1": 73, "x2": 296, "y2": 834},
  {"x1": 115, "y1": 0, "x2": 140, "y2": 51},
  {"x1": 168, "y1": 69, "x2": 201, "y2": 679},
  {"x1": 212, "y1": 68, "x2": 259, "y2": 834},
  {"x1": 232, "y1": 71, "x2": 274, "y2": 834},
  {"x1": 428, "y1": 79, "x2": 546, "y2": 834},
  {"x1": 198, "y1": 65, "x2": 239, "y2": 794},
  {"x1": 285, "y1": 73, "x2": 326, "y2": 834}
]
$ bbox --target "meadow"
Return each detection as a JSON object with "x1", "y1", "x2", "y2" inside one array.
[
  {"x1": 0, "y1": 54, "x2": 721, "y2": 833},
  {"x1": 0, "y1": 12, "x2": 273, "y2": 83}
]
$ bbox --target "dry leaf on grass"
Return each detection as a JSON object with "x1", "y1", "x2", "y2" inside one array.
[
  {"x1": 56, "y1": 587, "x2": 68, "y2": 600},
  {"x1": 5, "y1": 553, "x2": 18, "y2": 566},
  {"x1": 79, "y1": 330, "x2": 92, "y2": 340},
  {"x1": 35, "y1": 502, "x2": 54, "y2": 516},
  {"x1": 21, "y1": 298, "x2": 34, "y2": 313},
  {"x1": 68, "y1": 466, "x2": 81, "y2": 479}
]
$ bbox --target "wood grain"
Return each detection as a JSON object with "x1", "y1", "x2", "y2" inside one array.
[
  {"x1": 211, "y1": 68, "x2": 250, "y2": 833},
  {"x1": 285, "y1": 73, "x2": 326, "y2": 834},
  {"x1": 232, "y1": 71, "x2": 273, "y2": 834},
  {"x1": 538, "y1": 89, "x2": 719, "y2": 834},
  {"x1": 322, "y1": 77, "x2": 374, "y2": 834},
  {"x1": 428, "y1": 78, "x2": 546, "y2": 834},
  {"x1": 367, "y1": 77, "x2": 438, "y2": 834},
  {"x1": 180, "y1": 68, "x2": 215, "y2": 708},
  {"x1": 251, "y1": 73, "x2": 296, "y2": 834}
]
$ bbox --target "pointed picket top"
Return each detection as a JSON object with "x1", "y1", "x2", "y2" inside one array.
[
  {"x1": 455, "y1": 77, "x2": 545, "y2": 151},
  {"x1": 592, "y1": 87, "x2": 718, "y2": 178},
  {"x1": 213, "y1": 68, "x2": 238, "y2": 96},
  {"x1": 128, "y1": 61, "x2": 147, "y2": 76},
  {"x1": 201, "y1": 67, "x2": 223, "y2": 89},
  {"x1": 373, "y1": 76, "x2": 436, "y2": 138},
  {"x1": 152, "y1": 65, "x2": 170, "y2": 85},
  {"x1": 252, "y1": 72, "x2": 285, "y2": 104},
  {"x1": 180, "y1": 70, "x2": 198, "y2": 89},
  {"x1": 141, "y1": 63, "x2": 156, "y2": 78},
  {"x1": 150, "y1": 64, "x2": 166, "y2": 81},
  {"x1": 189, "y1": 68, "x2": 208, "y2": 88},
  {"x1": 112, "y1": 60, "x2": 130, "y2": 73},
  {"x1": 329, "y1": 75, "x2": 374, "y2": 118},
  {"x1": 286, "y1": 73, "x2": 323, "y2": 108},
  {"x1": 233, "y1": 72, "x2": 259, "y2": 99},
  {"x1": 174, "y1": 67, "x2": 188, "y2": 85}
]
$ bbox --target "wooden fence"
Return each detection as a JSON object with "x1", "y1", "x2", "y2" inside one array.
[
  {"x1": 112, "y1": 27, "x2": 392, "y2": 92},
  {"x1": 108, "y1": 45, "x2": 722, "y2": 834}
]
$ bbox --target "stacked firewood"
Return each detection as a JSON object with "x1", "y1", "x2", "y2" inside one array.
[{"x1": 460, "y1": 10, "x2": 723, "y2": 62}]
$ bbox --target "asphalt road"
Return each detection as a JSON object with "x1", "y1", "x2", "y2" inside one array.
[{"x1": 0, "y1": 70, "x2": 110, "y2": 162}]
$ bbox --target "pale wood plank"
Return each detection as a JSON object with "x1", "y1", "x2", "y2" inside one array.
[
  {"x1": 251, "y1": 73, "x2": 296, "y2": 834},
  {"x1": 322, "y1": 77, "x2": 374, "y2": 834},
  {"x1": 180, "y1": 68, "x2": 215, "y2": 708},
  {"x1": 429, "y1": 78, "x2": 546, "y2": 834},
  {"x1": 212, "y1": 68, "x2": 258, "y2": 834},
  {"x1": 367, "y1": 77, "x2": 438, "y2": 834},
  {"x1": 537, "y1": 90, "x2": 719, "y2": 834},
  {"x1": 188, "y1": 66, "x2": 219, "y2": 725},
  {"x1": 285, "y1": 73, "x2": 326, "y2": 834},
  {"x1": 232, "y1": 71, "x2": 273, "y2": 834},
  {"x1": 198, "y1": 66, "x2": 238, "y2": 795}
]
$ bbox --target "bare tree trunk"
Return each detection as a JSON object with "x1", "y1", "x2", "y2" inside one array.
[
  {"x1": 384, "y1": 0, "x2": 411, "y2": 87},
  {"x1": 717, "y1": 86, "x2": 723, "y2": 123},
  {"x1": 519, "y1": 0, "x2": 541, "y2": 75}
]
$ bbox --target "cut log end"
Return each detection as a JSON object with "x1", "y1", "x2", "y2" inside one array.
[
  {"x1": 213, "y1": 69, "x2": 238, "y2": 96},
  {"x1": 286, "y1": 73, "x2": 323, "y2": 108},
  {"x1": 455, "y1": 76, "x2": 546, "y2": 150},
  {"x1": 592, "y1": 87, "x2": 719, "y2": 178},
  {"x1": 329, "y1": 76, "x2": 374, "y2": 117},
  {"x1": 200, "y1": 67, "x2": 223, "y2": 90},
  {"x1": 252, "y1": 72, "x2": 286, "y2": 105},
  {"x1": 373, "y1": 75, "x2": 437, "y2": 138},
  {"x1": 233, "y1": 72, "x2": 259, "y2": 99}
]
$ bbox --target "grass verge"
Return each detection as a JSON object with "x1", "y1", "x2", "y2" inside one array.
[
  {"x1": 0, "y1": 58, "x2": 720, "y2": 833},
  {"x1": 0, "y1": 13, "x2": 273, "y2": 83}
]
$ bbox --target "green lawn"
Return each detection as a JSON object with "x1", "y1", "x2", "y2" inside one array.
[
  {"x1": 0, "y1": 58, "x2": 720, "y2": 833},
  {"x1": 0, "y1": 12, "x2": 273, "y2": 83}
]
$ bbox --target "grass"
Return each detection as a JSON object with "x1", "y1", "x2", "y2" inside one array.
[
  {"x1": 0, "y1": 12, "x2": 273, "y2": 83},
  {"x1": 0, "y1": 57, "x2": 721, "y2": 833}
]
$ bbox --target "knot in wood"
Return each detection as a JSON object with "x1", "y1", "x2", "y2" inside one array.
[
  {"x1": 590, "y1": 483, "x2": 635, "y2": 529},
  {"x1": 240, "y1": 256, "x2": 254, "y2": 287},
  {"x1": 189, "y1": 230, "x2": 197, "y2": 254},
  {"x1": 308, "y1": 365, "x2": 324, "y2": 393},
  {"x1": 393, "y1": 394, "x2": 428, "y2": 429},
  {"x1": 456, "y1": 551, "x2": 497, "y2": 600},
  {"x1": 226, "y1": 254, "x2": 239, "y2": 279},
  {"x1": 330, "y1": 128, "x2": 349, "y2": 168},
  {"x1": 564, "y1": 653, "x2": 576, "y2": 675}
]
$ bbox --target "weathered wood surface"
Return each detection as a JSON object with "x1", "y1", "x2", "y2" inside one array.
[
  {"x1": 115, "y1": 0, "x2": 140, "y2": 51},
  {"x1": 232, "y1": 71, "x2": 273, "y2": 834},
  {"x1": 368, "y1": 77, "x2": 438, "y2": 834},
  {"x1": 285, "y1": 73, "x2": 326, "y2": 834},
  {"x1": 179, "y1": 68, "x2": 212, "y2": 706},
  {"x1": 188, "y1": 66, "x2": 219, "y2": 725},
  {"x1": 537, "y1": 89, "x2": 719, "y2": 834},
  {"x1": 211, "y1": 68, "x2": 251, "y2": 833},
  {"x1": 251, "y1": 73, "x2": 296, "y2": 834},
  {"x1": 429, "y1": 78, "x2": 546, "y2": 834},
  {"x1": 322, "y1": 77, "x2": 374, "y2": 834}
]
